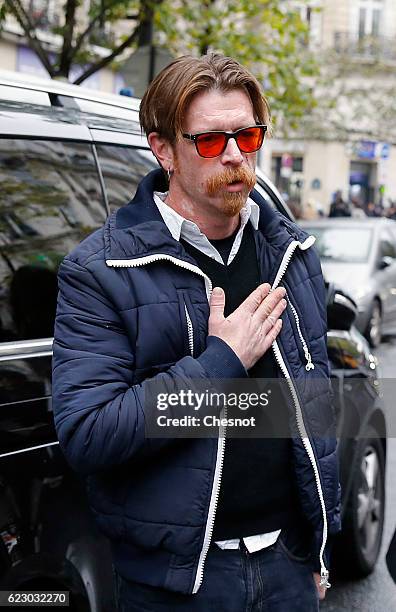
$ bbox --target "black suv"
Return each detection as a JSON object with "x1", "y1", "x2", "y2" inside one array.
[{"x1": 0, "y1": 70, "x2": 387, "y2": 611}]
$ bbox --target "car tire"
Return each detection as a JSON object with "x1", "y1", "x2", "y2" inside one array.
[
  {"x1": 366, "y1": 300, "x2": 382, "y2": 348},
  {"x1": 334, "y1": 426, "x2": 385, "y2": 578}
]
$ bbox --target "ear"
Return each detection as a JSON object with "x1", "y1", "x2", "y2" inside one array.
[{"x1": 148, "y1": 132, "x2": 175, "y2": 172}]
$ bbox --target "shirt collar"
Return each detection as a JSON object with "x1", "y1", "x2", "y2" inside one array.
[{"x1": 153, "y1": 191, "x2": 260, "y2": 241}]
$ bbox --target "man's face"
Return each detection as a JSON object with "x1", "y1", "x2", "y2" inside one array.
[{"x1": 170, "y1": 88, "x2": 257, "y2": 220}]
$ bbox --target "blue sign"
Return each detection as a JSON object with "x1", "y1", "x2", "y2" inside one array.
[
  {"x1": 355, "y1": 141, "x2": 376, "y2": 159},
  {"x1": 380, "y1": 143, "x2": 391, "y2": 159}
]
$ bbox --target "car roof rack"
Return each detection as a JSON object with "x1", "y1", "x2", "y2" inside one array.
[{"x1": 0, "y1": 69, "x2": 140, "y2": 112}]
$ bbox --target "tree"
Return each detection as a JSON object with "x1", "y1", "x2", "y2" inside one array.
[
  {"x1": 157, "y1": 0, "x2": 318, "y2": 130},
  {"x1": 1, "y1": 0, "x2": 317, "y2": 126},
  {"x1": 2, "y1": 0, "x2": 149, "y2": 83}
]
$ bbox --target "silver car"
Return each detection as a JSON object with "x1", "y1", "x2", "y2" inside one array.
[{"x1": 300, "y1": 217, "x2": 396, "y2": 347}]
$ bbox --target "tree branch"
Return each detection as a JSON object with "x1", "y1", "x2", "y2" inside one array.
[
  {"x1": 73, "y1": 0, "x2": 120, "y2": 58},
  {"x1": 73, "y1": 26, "x2": 140, "y2": 84},
  {"x1": 58, "y1": 0, "x2": 78, "y2": 76},
  {"x1": 5, "y1": 0, "x2": 54, "y2": 75},
  {"x1": 73, "y1": 13, "x2": 106, "y2": 57}
]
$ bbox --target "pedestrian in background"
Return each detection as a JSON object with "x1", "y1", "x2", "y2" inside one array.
[
  {"x1": 52, "y1": 53, "x2": 340, "y2": 611},
  {"x1": 328, "y1": 190, "x2": 351, "y2": 217}
]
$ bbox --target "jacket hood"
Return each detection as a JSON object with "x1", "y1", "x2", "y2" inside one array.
[{"x1": 104, "y1": 168, "x2": 310, "y2": 261}]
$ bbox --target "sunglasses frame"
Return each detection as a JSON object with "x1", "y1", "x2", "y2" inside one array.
[{"x1": 182, "y1": 124, "x2": 268, "y2": 158}]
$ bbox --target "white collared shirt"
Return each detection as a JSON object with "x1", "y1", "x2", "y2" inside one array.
[
  {"x1": 153, "y1": 191, "x2": 259, "y2": 266},
  {"x1": 153, "y1": 190, "x2": 280, "y2": 552}
]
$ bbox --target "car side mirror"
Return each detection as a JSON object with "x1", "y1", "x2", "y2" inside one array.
[
  {"x1": 326, "y1": 283, "x2": 357, "y2": 331},
  {"x1": 378, "y1": 256, "x2": 393, "y2": 270}
]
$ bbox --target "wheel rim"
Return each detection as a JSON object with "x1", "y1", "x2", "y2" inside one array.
[
  {"x1": 369, "y1": 304, "x2": 381, "y2": 346},
  {"x1": 357, "y1": 446, "x2": 384, "y2": 561}
]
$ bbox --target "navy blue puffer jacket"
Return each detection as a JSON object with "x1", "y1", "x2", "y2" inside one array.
[{"x1": 52, "y1": 169, "x2": 341, "y2": 594}]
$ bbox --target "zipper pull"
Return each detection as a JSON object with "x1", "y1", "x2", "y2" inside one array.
[
  {"x1": 320, "y1": 569, "x2": 331, "y2": 589},
  {"x1": 285, "y1": 293, "x2": 315, "y2": 372},
  {"x1": 304, "y1": 353, "x2": 315, "y2": 371}
]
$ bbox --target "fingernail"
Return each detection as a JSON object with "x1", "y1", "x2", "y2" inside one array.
[
  {"x1": 281, "y1": 299, "x2": 287, "y2": 307},
  {"x1": 212, "y1": 287, "x2": 223, "y2": 296}
]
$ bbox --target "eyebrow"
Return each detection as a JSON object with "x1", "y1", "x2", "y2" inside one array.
[{"x1": 188, "y1": 123, "x2": 257, "y2": 134}]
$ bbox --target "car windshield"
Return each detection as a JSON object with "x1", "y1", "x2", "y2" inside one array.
[{"x1": 306, "y1": 226, "x2": 373, "y2": 263}]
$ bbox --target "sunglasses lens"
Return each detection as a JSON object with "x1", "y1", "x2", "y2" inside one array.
[
  {"x1": 196, "y1": 133, "x2": 227, "y2": 157},
  {"x1": 237, "y1": 127, "x2": 265, "y2": 153}
]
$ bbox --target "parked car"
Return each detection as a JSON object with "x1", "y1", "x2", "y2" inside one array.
[
  {"x1": 300, "y1": 218, "x2": 396, "y2": 347},
  {"x1": 0, "y1": 70, "x2": 387, "y2": 610}
]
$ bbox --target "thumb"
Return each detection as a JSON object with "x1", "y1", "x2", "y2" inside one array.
[{"x1": 209, "y1": 287, "x2": 225, "y2": 326}]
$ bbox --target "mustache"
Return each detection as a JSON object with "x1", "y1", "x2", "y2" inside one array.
[{"x1": 206, "y1": 166, "x2": 256, "y2": 195}]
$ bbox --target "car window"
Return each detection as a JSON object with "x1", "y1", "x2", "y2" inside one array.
[
  {"x1": 379, "y1": 230, "x2": 396, "y2": 258},
  {"x1": 0, "y1": 139, "x2": 106, "y2": 342},
  {"x1": 95, "y1": 145, "x2": 159, "y2": 212},
  {"x1": 304, "y1": 226, "x2": 373, "y2": 263},
  {"x1": 387, "y1": 223, "x2": 396, "y2": 246}
]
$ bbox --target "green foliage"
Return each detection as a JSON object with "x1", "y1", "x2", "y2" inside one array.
[
  {"x1": 155, "y1": 0, "x2": 318, "y2": 131},
  {"x1": 0, "y1": 2, "x2": 10, "y2": 33}
]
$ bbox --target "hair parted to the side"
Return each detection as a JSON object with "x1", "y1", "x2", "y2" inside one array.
[{"x1": 139, "y1": 53, "x2": 271, "y2": 143}]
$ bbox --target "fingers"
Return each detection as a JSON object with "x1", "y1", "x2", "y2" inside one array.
[
  {"x1": 260, "y1": 298, "x2": 287, "y2": 336},
  {"x1": 208, "y1": 286, "x2": 226, "y2": 329},
  {"x1": 255, "y1": 287, "x2": 286, "y2": 323},
  {"x1": 313, "y1": 573, "x2": 327, "y2": 600},
  {"x1": 239, "y1": 283, "x2": 271, "y2": 314},
  {"x1": 261, "y1": 319, "x2": 283, "y2": 353}
]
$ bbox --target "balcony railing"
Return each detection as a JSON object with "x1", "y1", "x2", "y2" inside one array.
[{"x1": 333, "y1": 32, "x2": 396, "y2": 63}]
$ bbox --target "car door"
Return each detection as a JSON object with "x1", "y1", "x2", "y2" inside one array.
[
  {"x1": 384, "y1": 223, "x2": 396, "y2": 331},
  {"x1": 376, "y1": 227, "x2": 396, "y2": 331},
  {"x1": 0, "y1": 136, "x2": 107, "y2": 459},
  {"x1": 0, "y1": 134, "x2": 110, "y2": 582}
]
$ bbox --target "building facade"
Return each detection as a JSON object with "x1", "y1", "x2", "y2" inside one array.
[{"x1": 260, "y1": 0, "x2": 396, "y2": 216}]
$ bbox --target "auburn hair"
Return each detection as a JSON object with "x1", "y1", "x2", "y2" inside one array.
[{"x1": 139, "y1": 53, "x2": 270, "y2": 143}]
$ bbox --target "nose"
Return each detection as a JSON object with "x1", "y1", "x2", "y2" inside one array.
[{"x1": 221, "y1": 137, "x2": 244, "y2": 165}]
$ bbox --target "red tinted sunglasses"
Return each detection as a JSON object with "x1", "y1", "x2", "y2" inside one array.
[{"x1": 182, "y1": 124, "x2": 267, "y2": 158}]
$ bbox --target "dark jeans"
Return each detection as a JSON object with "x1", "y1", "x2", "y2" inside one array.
[{"x1": 115, "y1": 531, "x2": 319, "y2": 611}]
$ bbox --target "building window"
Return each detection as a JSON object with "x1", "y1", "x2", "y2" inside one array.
[
  {"x1": 358, "y1": 1, "x2": 383, "y2": 39},
  {"x1": 359, "y1": 8, "x2": 367, "y2": 39},
  {"x1": 28, "y1": 0, "x2": 60, "y2": 29},
  {"x1": 372, "y1": 8, "x2": 381, "y2": 37}
]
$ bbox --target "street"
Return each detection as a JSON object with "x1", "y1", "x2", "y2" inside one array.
[{"x1": 322, "y1": 338, "x2": 396, "y2": 611}]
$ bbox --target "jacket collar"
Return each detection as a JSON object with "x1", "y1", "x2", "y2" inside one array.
[{"x1": 104, "y1": 168, "x2": 308, "y2": 261}]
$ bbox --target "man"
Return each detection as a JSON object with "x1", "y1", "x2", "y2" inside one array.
[
  {"x1": 52, "y1": 54, "x2": 340, "y2": 611},
  {"x1": 328, "y1": 190, "x2": 351, "y2": 217}
]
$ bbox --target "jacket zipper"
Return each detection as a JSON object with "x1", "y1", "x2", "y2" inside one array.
[
  {"x1": 106, "y1": 234, "x2": 331, "y2": 591},
  {"x1": 107, "y1": 254, "x2": 212, "y2": 300},
  {"x1": 184, "y1": 302, "x2": 194, "y2": 357},
  {"x1": 106, "y1": 254, "x2": 226, "y2": 594},
  {"x1": 270, "y1": 236, "x2": 330, "y2": 589}
]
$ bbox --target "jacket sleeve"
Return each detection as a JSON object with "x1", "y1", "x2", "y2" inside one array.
[{"x1": 52, "y1": 257, "x2": 245, "y2": 475}]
